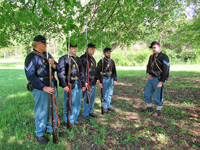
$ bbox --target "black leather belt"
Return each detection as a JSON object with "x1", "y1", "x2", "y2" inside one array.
[
  {"x1": 39, "y1": 76, "x2": 54, "y2": 81},
  {"x1": 89, "y1": 76, "x2": 95, "y2": 80},
  {"x1": 71, "y1": 76, "x2": 79, "y2": 81}
]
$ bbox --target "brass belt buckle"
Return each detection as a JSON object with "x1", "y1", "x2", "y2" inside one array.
[
  {"x1": 109, "y1": 71, "x2": 112, "y2": 75},
  {"x1": 75, "y1": 76, "x2": 78, "y2": 80}
]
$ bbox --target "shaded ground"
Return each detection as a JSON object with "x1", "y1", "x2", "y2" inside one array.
[
  {"x1": 55, "y1": 75, "x2": 200, "y2": 149},
  {"x1": 0, "y1": 69, "x2": 199, "y2": 150}
]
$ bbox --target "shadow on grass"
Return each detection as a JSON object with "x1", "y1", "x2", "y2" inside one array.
[{"x1": 1, "y1": 69, "x2": 200, "y2": 149}]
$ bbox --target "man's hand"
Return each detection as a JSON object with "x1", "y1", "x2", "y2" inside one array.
[
  {"x1": 49, "y1": 58, "x2": 56, "y2": 69},
  {"x1": 114, "y1": 81, "x2": 117, "y2": 86},
  {"x1": 82, "y1": 87, "x2": 86, "y2": 91},
  {"x1": 64, "y1": 86, "x2": 69, "y2": 92},
  {"x1": 85, "y1": 83, "x2": 88, "y2": 88},
  {"x1": 97, "y1": 80, "x2": 100, "y2": 84},
  {"x1": 147, "y1": 73, "x2": 153, "y2": 80},
  {"x1": 97, "y1": 82, "x2": 103, "y2": 88},
  {"x1": 157, "y1": 81, "x2": 163, "y2": 88},
  {"x1": 43, "y1": 86, "x2": 54, "y2": 94}
]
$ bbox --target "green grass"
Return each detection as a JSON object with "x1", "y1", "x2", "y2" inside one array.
[{"x1": 0, "y1": 66, "x2": 199, "y2": 149}]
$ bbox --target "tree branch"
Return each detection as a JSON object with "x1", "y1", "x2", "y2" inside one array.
[
  {"x1": 32, "y1": 0, "x2": 37, "y2": 13},
  {"x1": 88, "y1": 3, "x2": 100, "y2": 27},
  {"x1": 101, "y1": 0, "x2": 120, "y2": 30}
]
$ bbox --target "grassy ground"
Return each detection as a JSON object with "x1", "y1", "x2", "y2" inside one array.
[{"x1": 0, "y1": 64, "x2": 199, "y2": 149}]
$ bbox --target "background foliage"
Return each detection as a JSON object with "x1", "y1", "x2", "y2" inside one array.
[{"x1": 0, "y1": 0, "x2": 200, "y2": 65}]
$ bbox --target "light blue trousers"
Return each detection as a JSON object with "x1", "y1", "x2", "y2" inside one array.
[
  {"x1": 144, "y1": 77, "x2": 164, "y2": 106},
  {"x1": 82, "y1": 85, "x2": 96, "y2": 117},
  {"x1": 103, "y1": 77, "x2": 114, "y2": 109},
  {"x1": 32, "y1": 85, "x2": 58, "y2": 137},
  {"x1": 63, "y1": 84, "x2": 82, "y2": 125}
]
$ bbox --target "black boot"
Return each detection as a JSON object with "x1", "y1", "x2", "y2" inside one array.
[
  {"x1": 140, "y1": 107, "x2": 153, "y2": 112},
  {"x1": 84, "y1": 115, "x2": 91, "y2": 120},
  {"x1": 152, "y1": 110, "x2": 161, "y2": 117},
  {"x1": 104, "y1": 109, "x2": 109, "y2": 114},
  {"x1": 89, "y1": 113, "x2": 97, "y2": 117},
  {"x1": 108, "y1": 107, "x2": 115, "y2": 112},
  {"x1": 37, "y1": 136, "x2": 48, "y2": 144}
]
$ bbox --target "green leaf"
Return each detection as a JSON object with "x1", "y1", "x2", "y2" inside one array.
[
  {"x1": 42, "y1": 7, "x2": 52, "y2": 16},
  {"x1": 67, "y1": 5, "x2": 73, "y2": 11},
  {"x1": 70, "y1": 38, "x2": 76, "y2": 45}
]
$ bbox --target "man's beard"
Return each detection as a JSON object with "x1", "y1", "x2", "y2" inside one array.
[{"x1": 105, "y1": 55, "x2": 110, "y2": 59}]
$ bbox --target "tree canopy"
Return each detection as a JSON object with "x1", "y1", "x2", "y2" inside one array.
[{"x1": 0, "y1": 0, "x2": 199, "y2": 50}]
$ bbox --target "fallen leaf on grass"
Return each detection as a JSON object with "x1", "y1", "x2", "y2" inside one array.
[
  {"x1": 190, "y1": 113, "x2": 199, "y2": 118},
  {"x1": 189, "y1": 117, "x2": 198, "y2": 120}
]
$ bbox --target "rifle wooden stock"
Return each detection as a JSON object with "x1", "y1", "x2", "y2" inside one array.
[
  {"x1": 66, "y1": 56, "x2": 72, "y2": 128},
  {"x1": 100, "y1": 88, "x2": 104, "y2": 114},
  {"x1": 86, "y1": 61, "x2": 91, "y2": 104},
  {"x1": 49, "y1": 64, "x2": 58, "y2": 144}
]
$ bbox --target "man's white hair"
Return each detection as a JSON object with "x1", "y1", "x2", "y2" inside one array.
[{"x1": 32, "y1": 41, "x2": 40, "y2": 48}]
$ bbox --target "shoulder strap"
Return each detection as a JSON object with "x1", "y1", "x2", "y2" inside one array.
[
  {"x1": 32, "y1": 51, "x2": 48, "y2": 61},
  {"x1": 154, "y1": 55, "x2": 162, "y2": 72},
  {"x1": 31, "y1": 51, "x2": 48, "y2": 76},
  {"x1": 150, "y1": 54, "x2": 153, "y2": 62},
  {"x1": 71, "y1": 57, "x2": 79, "y2": 72},
  {"x1": 103, "y1": 58, "x2": 112, "y2": 72},
  {"x1": 90, "y1": 58, "x2": 96, "y2": 66}
]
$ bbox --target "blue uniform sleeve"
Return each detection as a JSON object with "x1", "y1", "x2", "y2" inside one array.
[
  {"x1": 24, "y1": 55, "x2": 45, "y2": 90},
  {"x1": 78, "y1": 57, "x2": 86, "y2": 87},
  {"x1": 112, "y1": 59, "x2": 117, "y2": 81},
  {"x1": 80, "y1": 54, "x2": 87, "y2": 82},
  {"x1": 160, "y1": 55, "x2": 170, "y2": 82},
  {"x1": 96, "y1": 59, "x2": 102, "y2": 82},
  {"x1": 146, "y1": 55, "x2": 152, "y2": 74},
  {"x1": 57, "y1": 56, "x2": 67, "y2": 88}
]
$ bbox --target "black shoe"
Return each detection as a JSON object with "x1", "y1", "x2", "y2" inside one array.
[
  {"x1": 37, "y1": 136, "x2": 48, "y2": 144},
  {"x1": 108, "y1": 107, "x2": 115, "y2": 112},
  {"x1": 104, "y1": 109, "x2": 109, "y2": 114},
  {"x1": 84, "y1": 115, "x2": 91, "y2": 120},
  {"x1": 75, "y1": 121, "x2": 83, "y2": 125},
  {"x1": 152, "y1": 110, "x2": 161, "y2": 117},
  {"x1": 140, "y1": 107, "x2": 153, "y2": 112},
  {"x1": 89, "y1": 113, "x2": 97, "y2": 118},
  {"x1": 58, "y1": 132, "x2": 64, "y2": 137}
]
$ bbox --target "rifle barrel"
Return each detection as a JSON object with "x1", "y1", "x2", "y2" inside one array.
[
  {"x1": 49, "y1": 64, "x2": 58, "y2": 143},
  {"x1": 101, "y1": 58, "x2": 104, "y2": 114}
]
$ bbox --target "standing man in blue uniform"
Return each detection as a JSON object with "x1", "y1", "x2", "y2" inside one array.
[
  {"x1": 24, "y1": 35, "x2": 60, "y2": 144},
  {"x1": 80, "y1": 43, "x2": 98, "y2": 120},
  {"x1": 143, "y1": 41, "x2": 170, "y2": 117},
  {"x1": 57, "y1": 42, "x2": 85, "y2": 126},
  {"x1": 97, "y1": 47, "x2": 117, "y2": 114}
]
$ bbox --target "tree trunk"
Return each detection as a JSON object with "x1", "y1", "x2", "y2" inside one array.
[
  {"x1": 15, "y1": 50, "x2": 17, "y2": 56},
  {"x1": 6, "y1": 50, "x2": 9, "y2": 57},
  {"x1": 53, "y1": 39, "x2": 56, "y2": 55},
  {"x1": 55, "y1": 40, "x2": 57, "y2": 55}
]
